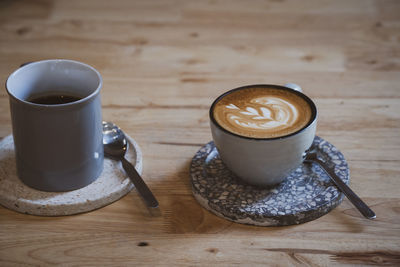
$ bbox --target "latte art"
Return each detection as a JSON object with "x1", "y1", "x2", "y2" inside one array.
[
  {"x1": 213, "y1": 87, "x2": 313, "y2": 138},
  {"x1": 226, "y1": 96, "x2": 300, "y2": 132}
]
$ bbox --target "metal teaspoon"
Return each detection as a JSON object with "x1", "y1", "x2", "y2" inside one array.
[
  {"x1": 304, "y1": 150, "x2": 376, "y2": 219},
  {"x1": 102, "y1": 121, "x2": 159, "y2": 208}
]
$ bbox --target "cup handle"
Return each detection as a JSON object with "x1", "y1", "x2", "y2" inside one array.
[
  {"x1": 284, "y1": 83, "x2": 302, "y2": 92},
  {"x1": 20, "y1": 62, "x2": 34, "y2": 68}
]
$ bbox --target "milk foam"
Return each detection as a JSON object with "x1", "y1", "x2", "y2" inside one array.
[{"x1": 225, "y1": 97, "x2": 299, "y2": 131}]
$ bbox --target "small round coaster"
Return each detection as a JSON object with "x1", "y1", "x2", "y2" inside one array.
[
  {"x1": 190, "y1": 136, "x2": 350, "y2": 226},
  {"x1": 0, "y1": 134, "x2": 142, "y2": 216}
]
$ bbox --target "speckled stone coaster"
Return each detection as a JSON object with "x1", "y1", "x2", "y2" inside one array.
[
  {"x1": 190, "y1": 136, "x2": 350, "y2": 226},
  {"x1": 0, "y1": 134, "x2": 142, "y2": 216}
]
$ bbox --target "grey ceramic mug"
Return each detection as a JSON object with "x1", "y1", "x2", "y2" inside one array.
[
  {"x1": 6, "y1": 59, "x2": 104, "y2": 192},
  {"x1": 210, "y1": 84, "x2": 317, "y2": 187}
]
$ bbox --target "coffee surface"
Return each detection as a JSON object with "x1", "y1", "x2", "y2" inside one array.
[
  {"x1": 213, "y1": 87, "x2": 313, "y2": 138},
  {"x1": 28, "y1": 94, "x2": 82, "y2": 105}
]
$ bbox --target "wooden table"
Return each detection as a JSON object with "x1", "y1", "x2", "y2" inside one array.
[{"x1": 1, "y1": 0, "x2": 399, "y2": 265}]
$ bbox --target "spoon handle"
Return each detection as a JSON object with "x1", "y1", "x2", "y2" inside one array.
[
  {"x1": 121, "y1": 157, "x2": 159, "y2": 208},
  {"x1": 310, "y1": 158, "x2": 376, "y2": 220}
]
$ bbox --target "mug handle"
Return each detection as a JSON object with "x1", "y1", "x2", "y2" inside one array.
[{"x1": 284, "y1": 83, "x2": 302, "y2": 92}]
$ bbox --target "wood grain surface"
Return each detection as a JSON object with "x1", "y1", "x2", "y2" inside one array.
[{"x1": 1, "y1": 0, "x2": 399, "y2": 266}]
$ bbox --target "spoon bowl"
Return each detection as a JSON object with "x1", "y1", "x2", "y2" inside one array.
[{"x1": 103, "y1": 122, "x2": 127, "y2": 159}]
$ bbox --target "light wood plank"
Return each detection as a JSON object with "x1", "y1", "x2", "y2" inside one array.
[{"x1": 1, "y1": 0, "x2": 399, "y2": 266}]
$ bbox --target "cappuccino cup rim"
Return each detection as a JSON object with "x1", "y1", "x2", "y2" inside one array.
[{"x1": 209, "y1": 84, "x2": 318, "y2": 141}]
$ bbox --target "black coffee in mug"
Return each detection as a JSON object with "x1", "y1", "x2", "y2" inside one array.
[{"x1": 28, "y1": 94, "x2": 82, "y2": 105}]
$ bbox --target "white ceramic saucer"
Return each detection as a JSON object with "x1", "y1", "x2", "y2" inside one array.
[{"x1": 0, "y1": 134, "x2": 142, "y2": 216}]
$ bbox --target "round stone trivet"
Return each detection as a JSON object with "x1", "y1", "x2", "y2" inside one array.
[
  {"x1": 0, "y1": 134, "x2": 142, "y2": 216},
  {"x1": 190, "y1": 136, "x2": 350, "y2": 226}
]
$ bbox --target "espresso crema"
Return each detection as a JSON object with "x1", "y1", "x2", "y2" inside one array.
[{"x1": 213, "y1": 87, "x2": 313, "y2": 138}]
